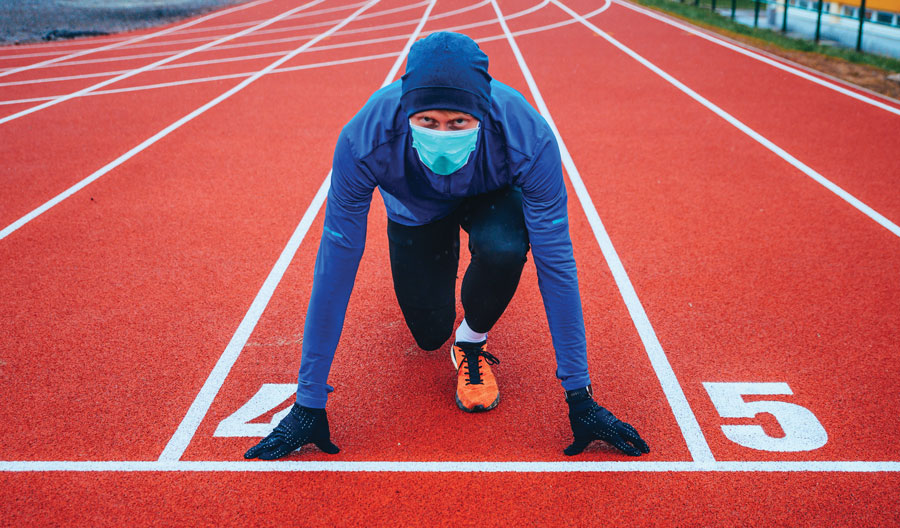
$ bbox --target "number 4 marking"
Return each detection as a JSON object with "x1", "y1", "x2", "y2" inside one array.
[
  {"x1": 214, "y1": 384, "x2": 296, "y2": 438},
  {"x1": 703, "y1": 382, "x2": 828, "y2": 452}
]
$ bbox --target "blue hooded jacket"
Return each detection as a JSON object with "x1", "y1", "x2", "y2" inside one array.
[{"x1": 295, "y1": 37, "x2": 590, "y2": 408}]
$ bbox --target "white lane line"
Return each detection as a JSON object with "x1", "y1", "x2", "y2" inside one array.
[
  {"x1": 553, "y1": 0, "x2": 900, "y2": 239},
  {"x1": 0, "y1": 0, "x2": 329, "y2": 125},
  {"x1": 8, "y1": 0, "x2": 493, "y2": 72},
  {"x1": 613, "y1": 0, "x2": 900, "y2": 116},
  {"x1": 0, "y1": 3, "x2": 611, "y2": 102},
  {"x1": 157, "y1": 0, "x2": 436, "y2": 463},
  {"x1": 1, "y1": 460, "x2": 898, "y2": 472},
  {"x1": 490, "y1": 0, "x2": 716, "y2": 463},
  {"x1": 0, "y1": 0, "x2": 274, "y2": 79},
  {"x1": 0, "y1": 0, "x2": 378, "y2": 242}
]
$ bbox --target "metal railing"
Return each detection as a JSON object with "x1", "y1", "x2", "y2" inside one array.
[{"x1": 678, "y1": 0, "x2": 900, "y2": 52}]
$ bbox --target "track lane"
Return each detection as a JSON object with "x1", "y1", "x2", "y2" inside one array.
[
  {"x1": 3, "y1": 469, "x2": 900, "y2": 525},
  {"x1": 0, "y1": 0, "x2": 278, "y2": 80},
  {"x1": 0, "y1": 0, "x2": 446, "y2": 82},
  {"x1": 0, "y1": 0, "x2": 398, "y2": 238},
  {"x1": 0, "y1": 0, "x2": 301, "y2": 83},
  {"x1": 612, "y1": 0, "x2": 900, "y2": 114},
  {"x1": 0, "y1": 0, "x2": 336, "y2": 125},
  {"x1": 564, "y1": 0, "x2": 900, "y2": 228},
  {"x1": 103, "y1": 7, "x2": 435, "y2": 94},
  {"x1": 181, "y1": 0, "x2": 691, "y2": 464},
  {"x1": 490, "y1": 0, "x2": 714, "y2": 461},
  {"x1": 0, "y1": 3, "x2": 614, "y2": 109},
  {"x1": 0, "y1": 0, "x2": 557, "y2": 235},
  {"x1": 2, "y1": 0, "x2": 899, "y2": 524},
  {"x1": 503, "y1": 0, "x2": 900, "y2": 462},
  {"x1": 0, "y1": 0, "x2": 405, "y2": 460},
  {"x1": 0, "y1": 55, "x2": 396, "y2": 460},
  {"x1": 184, "y1": 185, "x2": 690, "y2": 462},
  {"x1": 0, "y1": 1, "x2": 420, "y2": 102},
  {"x1": 1, "y1": 82, "x2": 248, "y2": 226},
  {"x1": 159, "y1": 0, "x2": 438, "y2": 461},
  {"x1": 0, "y1": 0, "x2": 374, "y2": 63},
  {"x1": 0, "y1": 3, "x2": 440, "y2": 101},
  {"x1": 0, "y1": 0, "x2": 529, "y2": 83},
  {"x1": 0, "y1": 0, "x2": 557, "y2": 106},
  {"x1": 0, "y1": 51, "x2": 406, "y2": 109}
]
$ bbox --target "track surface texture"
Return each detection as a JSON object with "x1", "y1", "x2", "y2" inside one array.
[{"x1": 1, "y1": 0, "x2": 899, "y2": 525}]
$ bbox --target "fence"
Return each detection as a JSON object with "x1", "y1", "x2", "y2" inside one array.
[{"x1": 677, "y1": 0, "x2": 900, "y2": 53}]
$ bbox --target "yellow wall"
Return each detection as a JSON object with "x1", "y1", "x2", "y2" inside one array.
[{"x1": 834, "y1": 0, "x2": 900, "y2": 12}]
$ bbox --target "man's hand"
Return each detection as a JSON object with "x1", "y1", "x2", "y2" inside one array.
[
  {"x1": 244, "y1": 403, "x2": 340, "y2": 460},
  {"x1": 564, "y1": 386, "x2": 650, "y2": 457}
]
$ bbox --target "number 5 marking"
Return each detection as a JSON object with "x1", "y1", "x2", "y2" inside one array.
[
  {"x1": 703, "y1": 382, "x2": 828, "y2": 452},
  {"x1": 214, "y1": 384, "x2": 296, "y2": 437}
]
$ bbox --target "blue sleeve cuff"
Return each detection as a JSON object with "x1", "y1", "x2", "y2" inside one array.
[
  {"x1": 295, "y1": 379, "x2": 334, "y2": 409},
  {"x1": 560, "y1": 373, "x2": 592, "y2": 392}
]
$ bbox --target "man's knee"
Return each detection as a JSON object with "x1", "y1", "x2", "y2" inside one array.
[
  {"x1": 413, "y1": 330, "x2": 453, "y2": 351},
  {"x1": 402, "y1": 305, "x2": 455, "y2": 351},
  {"x1": 472, "y1": 236, "x2": 530, "y2": 270}
]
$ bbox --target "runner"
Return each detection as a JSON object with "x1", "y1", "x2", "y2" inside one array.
[{"x1": 244, "y1": 31, "x2": 649, "y2": 460}]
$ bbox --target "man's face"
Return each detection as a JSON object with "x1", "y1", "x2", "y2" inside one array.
[{"x1": 410, "y1": 109, "x2": 479, "y2": 131}]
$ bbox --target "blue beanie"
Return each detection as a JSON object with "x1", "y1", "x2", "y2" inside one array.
[{"x1": 401, "y1": 32, "x2": 492, "y2": 122}]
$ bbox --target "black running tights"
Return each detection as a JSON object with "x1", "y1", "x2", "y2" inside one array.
[{"x1": 387, "y1": 186, "x2": 530, "y2": 351}]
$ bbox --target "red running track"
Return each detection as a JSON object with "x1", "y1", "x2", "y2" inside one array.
[{"x1": 1, "y1": 0, "x2": 899, "y2": 525}]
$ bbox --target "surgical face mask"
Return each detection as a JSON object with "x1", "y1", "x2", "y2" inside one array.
[{"x1": 409, "y1": 122, "x2": 480, "y2": 176}]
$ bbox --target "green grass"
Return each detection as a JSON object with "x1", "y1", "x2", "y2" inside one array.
[{"x1": 630, "y1": 0, "x2": 900, "y2": 73}]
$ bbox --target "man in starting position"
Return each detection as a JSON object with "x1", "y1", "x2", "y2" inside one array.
[{"x1": 245, "y1": 31, "x2": 649, "y2": 460}]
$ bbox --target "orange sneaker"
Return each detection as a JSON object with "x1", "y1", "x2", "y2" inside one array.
[{"x1": 451, "y1": 340, "x2": 500, "y2": 412}]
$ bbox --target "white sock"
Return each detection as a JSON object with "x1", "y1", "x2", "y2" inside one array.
[{"x1": 455, "y1": 318, "x2": 487, "y2": 344}]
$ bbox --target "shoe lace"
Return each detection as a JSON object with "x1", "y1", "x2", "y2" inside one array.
[{"x1": 459, "y1": 343, "x2": 499, "y2": 385}]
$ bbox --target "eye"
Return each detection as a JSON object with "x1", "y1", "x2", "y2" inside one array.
[
  {"x1": 419, "y1": 116, "x2": 439, "y2": 128},
  {"x1": 449, "y1": 118, "x2": 470, "y2": 130}
]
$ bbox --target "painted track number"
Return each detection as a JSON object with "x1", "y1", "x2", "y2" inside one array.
[
  {"x1": 214, "y1": 384, "x2": 296, "y2": 437},
  {"x1": 703, "y1": 382, "x2": 827, "y2": 452}
]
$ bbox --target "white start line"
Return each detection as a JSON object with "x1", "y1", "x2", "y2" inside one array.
[{"x1": 1, "y1": 460, "x2": 899, "y2": 472}]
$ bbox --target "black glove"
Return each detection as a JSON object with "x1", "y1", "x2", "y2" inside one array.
[
  {"x1": 244, "y1": 403, "x2": 339, "y2": 460},
  {"x1": 564, "y1": 386, "x2": 650, "y2": 457}
]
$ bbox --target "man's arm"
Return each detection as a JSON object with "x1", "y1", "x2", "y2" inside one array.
[
  {"x1": 244, "y1": 132, "x2": 374, "y2": 460},
  {"x1": 296, "y1": 132, "x2": 376, "y2": 408},
  {"x1": 518, "y1": 133, "x2": 649, "y2": 457},
  {"x1": 517, "y1": 134, "x2": 590, "y2": 391}
]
